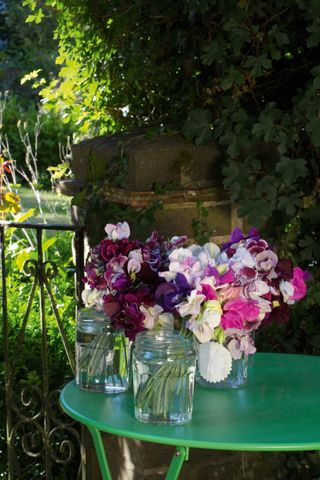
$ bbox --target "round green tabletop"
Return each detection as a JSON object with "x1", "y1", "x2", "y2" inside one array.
[{"x1": 60, "y1": 353, "x2": 320, "y2": 452}]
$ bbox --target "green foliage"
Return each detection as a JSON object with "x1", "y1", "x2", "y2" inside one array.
[
  {"x1": 0, "y1": 0, "x2": 58, "y2": 98},
  {"x1": 2, "y1": 94, "x2": 74, "y2": 187}
]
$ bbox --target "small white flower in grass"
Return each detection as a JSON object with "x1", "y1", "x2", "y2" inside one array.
[{"x1": 198, "y1": 341, "x2": 232, "y2": 383}]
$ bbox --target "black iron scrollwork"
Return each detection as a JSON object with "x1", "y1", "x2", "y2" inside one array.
[{"x1": 1, "y1": 223, "x2": 85, "y2": 480}]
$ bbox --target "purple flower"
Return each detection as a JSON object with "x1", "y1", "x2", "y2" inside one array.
[
  {"x1": 155, "y1": 273, "x2": 192, "y2": 312},
  {"x1": 222, "y1": 227, "x2": 260, "y2": 250}
]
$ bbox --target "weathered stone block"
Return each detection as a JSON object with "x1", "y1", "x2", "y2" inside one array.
[{"x1": 71, "y1": 132, "x2": 222, "y2": 191}]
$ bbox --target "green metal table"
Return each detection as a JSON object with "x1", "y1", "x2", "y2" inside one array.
[{"x1": 60, "y1": 353, "x2": 320, "y2": 479}]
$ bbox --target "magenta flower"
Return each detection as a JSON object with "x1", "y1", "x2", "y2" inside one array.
[
  {"x1": 289, "y1": 267, "x2": 307, "y2": 301},
  {"x1": 200, "y1": 283, "x2": 217, "y2": 300},
  {"x1": 221, "y1": 299, "x2": 260, "y2": 330}
]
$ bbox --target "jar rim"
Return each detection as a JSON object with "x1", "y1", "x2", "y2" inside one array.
[
  {"x1": 78, "y1": 308, "x2": 111, "y2": 323},
  {"x1": 134, "y1": 330, "x2": 195, "y2": 355}
]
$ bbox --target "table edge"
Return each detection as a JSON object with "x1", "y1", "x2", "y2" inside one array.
[{"x1": 60, "y1": 380, "x2": 320, "y2": 452}]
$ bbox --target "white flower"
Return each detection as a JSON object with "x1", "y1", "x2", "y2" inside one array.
[
  {"x1": 198, "y1": 342, "x2": 232, "y2": 383},
  {"x1": 81, "y1": 288, "x2": 107, "y2": 310},
  {"x1": 230, "y1": 247, "x2": 256, "y2": 272},
  {"x1": 105, "y1": 221, "x2": 130, "y2": 241},
  {"x1": 140, "y1": 304, "x2": 164, "y2": 329},
  {"x1": 198, "y1": 300, "x2": 222, "y2": 327},
  {"x1": 187, "y1": 300, "x2": 222, "y2": 343},
  {"x1": 279, "y1": 280, "x2": 295, "y2": 303},
  {"x1": 255, "y1": 297, "x2": 272, "y2": 320},
  {"x1": 128, "y1": 248, "x2": 143, "y2": 263},
  {"x1": 228, "y1": 335, "x2": 256, "y2": 360},
  {"x1": 127, "y1": 258, "x2": 141, "y2": 274},
  {"x1": 203, "y1": 242, "x2": 220, "y2": 259},
  {"x1": 189, "y1": 322, "x2": 215, "y2": 343},
  {"x1": 139, "y1": 305, "x2": 175, "y2": 331},
  {"x1": 177, "y1": 289, "x2": 205, "y2": 317}
]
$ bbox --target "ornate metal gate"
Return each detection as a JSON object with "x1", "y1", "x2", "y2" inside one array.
[{"x1": 0, "y1": 222, "x2": 85, "y2": 479}]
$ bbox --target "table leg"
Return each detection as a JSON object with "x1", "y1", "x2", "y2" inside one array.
[
  {"x1": 87, "y1": 426, "x2": 112, "y2": 480},
  {"x1": 166, "y1": 446, "x2": 189, "y2": 480}
]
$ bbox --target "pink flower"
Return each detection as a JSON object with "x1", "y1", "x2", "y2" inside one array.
[
  {"x1": 221, "y1": 299, "x2": 260, "y2": 330},
  {"x1": 218, "y1": 286, "x2": 243, "y2": 302},
  {"x1": 289, "y1": 267, "x2": 307, "y2": 301},
  {"x1": 221, "y1": 310, "x2": 244, "y2": 330},
  {"x1": 109, "y1": 254, "x2": 128, "y2": 272},
  {"x1": 218, "y1": 269, "x2": 235, "y2": 285},
  {"x1": 200, "y1": 282, "x2": 217, "y2": 300}
]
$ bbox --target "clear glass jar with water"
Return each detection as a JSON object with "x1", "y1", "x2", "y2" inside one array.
[
  {"x1": 132, "y1": 331, "x2": 196, "y2": 424},
  {"x1": 76, "y1": 308, "x2": 130, "y2": 393}
]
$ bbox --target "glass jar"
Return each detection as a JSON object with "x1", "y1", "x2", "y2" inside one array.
[
  {"x1": 196, "y1": 347, "x2": 249, "y2": 388},
  {"x1": 196, "y1": 333, "x2": 254, "y2": 389},
  {"x1": 132, "y1": 331, "x2": 196, "y2": 425},
  {"x1": 76, "y1": 308, "x2": 130, "y2": 393}
]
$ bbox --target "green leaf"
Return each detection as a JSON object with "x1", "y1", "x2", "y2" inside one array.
[
  {"x1": 182, "y1": 109, "x2": 212, "y2": 145},
  {"x1": 255, "y1": 176, "x2": 278, "y2": 209},
  {"x1": 21, "y1": 69, "x2": 42, "y2": 85},
  {"x1": 42, "y1": 237, "x2": 57, "y2": 253},
  {"x1": 15, "y1": 250, "x2": 37, "y2": 272},
  {"x1": 220, "y1": 66, "x2": 245, "y2": 90},
  {"x1": 201, "y1": 38, "x2": 225, "y2": 65},
  {"x1": 277, "y1": 194, "x2": 301, "y2": 216},
  {"x1": 252, "y1": 114, "x2": 275, "y2": 141},
  {"x1": 276, "y1": 157, "x2": 308, "y2": 184},
  {"x1": 245, "y1": 55, "x2": 272, "y2": 77},
  {"x1": 307, "y1": 19, "x2": 320, "y2": 47},
  {"x1": 305, "y1": 117, "x2": 320, "y2": 147},
  {"x1": 15, "y1": 209, "x2": 36, "y2": 223}
]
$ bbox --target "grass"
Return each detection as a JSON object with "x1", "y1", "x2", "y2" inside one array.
[{"x1": 18, "y1": 187, "x2": 72, "y2": 224}]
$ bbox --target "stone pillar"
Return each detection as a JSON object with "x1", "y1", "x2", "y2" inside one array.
[{"x1": 63, "y1": 132, "x2": 244, "y2": 245}]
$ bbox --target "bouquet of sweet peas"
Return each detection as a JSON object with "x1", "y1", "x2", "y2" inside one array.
[
  {"x1": 82, "y1": 221, "x2": 186, "y2": 340},
  {"x1": 154, "y1": 227, "x2": 308, "y2": 381},
  {"x1": 82, "y1": 222, "x2": 308, "y2": 383}
]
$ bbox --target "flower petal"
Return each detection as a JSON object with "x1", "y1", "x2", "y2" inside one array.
[{"x1": 198, "y1": 342, "x2": 232, "y2": 383}]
